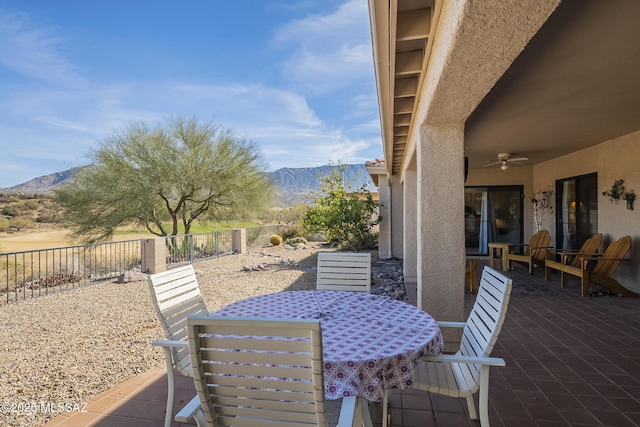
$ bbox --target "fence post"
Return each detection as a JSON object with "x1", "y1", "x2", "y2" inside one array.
[
  {"x1": 141, "y1": 238, "x2": 166, "y2": 274},
  {"x1": 189, "y1": 234, "x2": 194, "y2": 264},
  {"x1": 232, "y1": 229, "x2": 247, "y2": 254}
]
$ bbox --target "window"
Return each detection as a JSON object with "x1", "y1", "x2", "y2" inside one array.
[
  {"x1": 555, "y1": 173, "x2": 598, "y2": 252},
  {"x1": 465, "y1": 186, "x2": 523, "y2": 255}
]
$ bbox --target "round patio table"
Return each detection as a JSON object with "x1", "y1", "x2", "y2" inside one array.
[{"x1": 214, "y1": 290, "x2": 443, "y2": 402}]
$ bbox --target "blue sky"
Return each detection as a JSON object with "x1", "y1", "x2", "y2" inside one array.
[{"x1": 0, "y1": 0, "x2": 382, "y2": 188}]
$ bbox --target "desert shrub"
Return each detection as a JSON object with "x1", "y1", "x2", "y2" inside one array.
[
  {"x1": 9, "y1": 216, "x2": 34, "y2": 231},
  {"x1": 270, "y1": 234, "x2": 283, "y2": 246},
  {"x1": 302, "y1": 163, "x2": 380, "y2": 252},
  {"x1": 0, "y1": 218, "x2": 9, "y2": 232},
  {"x1": 23, "y1": 200, "x2": 40, "y2": 210},
  {"x1": 285, "y1": 236, "x2": 307, "y2": 245},
  {"x1": 279, "y1": 225, "x2": 302, "y2": 241},
  {"x1": 2, "y1": 204, "x2": 19, "y2": 217},
  {"x1": 339, "y1": 232, "x2": 379, "y2": 252},
  {"x1": 35, "y1": 203, "x2": 63, "y2": 223}
]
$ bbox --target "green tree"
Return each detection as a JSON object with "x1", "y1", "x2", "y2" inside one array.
[
  {"x1": 302, "y1": 163, "x2": 380, "y2": 251},
  {"x1": 55, "y1": 116, "x2": 274, "y2": 242}
]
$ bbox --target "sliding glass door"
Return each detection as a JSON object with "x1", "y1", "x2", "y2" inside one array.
[
  {"x1": 555, "y1": 173, "x2": 598, "y2": 252},
  {"x1": 465, "y1": 186, "x2": 523, "y2": 255}
]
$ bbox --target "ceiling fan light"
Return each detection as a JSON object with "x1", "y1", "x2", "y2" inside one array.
[{"x1": 501, "y1": 163, "x2": 509, "y2": 171}]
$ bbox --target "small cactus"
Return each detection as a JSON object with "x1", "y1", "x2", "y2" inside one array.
[{"x1": 270, "y1": 234, "x2": 283, "y2": 246}]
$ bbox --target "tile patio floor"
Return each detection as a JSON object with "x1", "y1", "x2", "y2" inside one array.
[{"x1": 45, "y1": 259, "x2": 640, "y2": 426}]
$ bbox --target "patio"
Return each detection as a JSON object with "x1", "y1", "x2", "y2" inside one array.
[{"x1": 44, "y1": 259, "x2": 640, "y2": 427}]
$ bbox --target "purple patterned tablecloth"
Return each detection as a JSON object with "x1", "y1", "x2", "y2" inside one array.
[{"x1": 214, "y1": 290, "x2": 443, "y2": 401}]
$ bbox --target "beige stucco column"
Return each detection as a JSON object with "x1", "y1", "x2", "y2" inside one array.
[
  {"x1": 390, "y1": 176, "x2": 404, "y2": 259},
  {"x1": 416, "y1": 124, "x2": 465, "y2": 329},
  {"x1": 377, "y1": 176, "x2": 392, "y2": 259},
  {"x1": 141, "y1": 237, "x2": 166, "y2": 274},
  {"x1": 232, "y1": 229, "x2": 247, "y2": 254},
  {"x1": 403, "y1": 169, "x2": 417, "y2": 282}
]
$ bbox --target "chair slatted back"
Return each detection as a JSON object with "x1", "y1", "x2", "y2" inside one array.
[
  {"x1": 148, "y1": 265, "x2": 208, "y2": 375},
  {"x1": 316, "y1": 252, "x2": 371, "y2": 292},
  {"x1": 456, "y1": 267, "x2": 512, "y2": 391},
  {"x1": 593, "y1": 235, "x2": 631, "y2": 277},
  {"x1": 187, "y1": 316, "x2": 328, "y2": 427},
  {"x1": 570, "y1": 233, "x2": 603, "y2": 267},
  {"x1": 527, "y1": 230, "x2": 551, "y2": 261}
]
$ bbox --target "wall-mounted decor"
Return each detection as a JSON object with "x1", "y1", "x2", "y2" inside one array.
[
  {"x1": 603, "y1": 178, "x2": 635, "y2": 210},
  {"x1": 624, "y1": 190, "x2": 636, "y2": 210},
  {"x1": 602, "y1": 179, "x2": 625, "y2": 203}
]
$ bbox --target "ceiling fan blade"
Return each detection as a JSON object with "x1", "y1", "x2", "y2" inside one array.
[
  {"x1": 483, "y1": 161, "x2": 501, "y2": 167},
  {"x1": 510, "y1": 157, "x2": 529, "y2": 162}
]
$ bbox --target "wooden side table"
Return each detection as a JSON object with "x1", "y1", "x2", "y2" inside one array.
[
  {"x1": 488, "y1": 242, "x2": 510, "y2": 271},
  {"x1": 465, "y1": 258, "x2": 478, "y2": 292}
]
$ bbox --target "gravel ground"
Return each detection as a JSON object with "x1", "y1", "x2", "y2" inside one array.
[{"x1": 0, "y1": 243, "x2": 405, "y2": 427}]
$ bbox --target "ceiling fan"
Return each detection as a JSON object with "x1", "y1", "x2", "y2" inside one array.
[{"x1": 484, "y1": 153, "x2": 529, "y2": 171}]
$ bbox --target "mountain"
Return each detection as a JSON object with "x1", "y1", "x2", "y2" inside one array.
[
  {"x1": 1, "y1": 164, "x2": 376, "y2": 205},
  {"x1": 270, "y1": 164, "x2": 375, "y2": 205},
  {"x1": 3, "y1": 167, "x2": 85, "y2": 195}
]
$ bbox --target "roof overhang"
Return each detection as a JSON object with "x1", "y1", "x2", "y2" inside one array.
[{"x1": 369, "y1": 0, "x2": 640, "y2": 175}]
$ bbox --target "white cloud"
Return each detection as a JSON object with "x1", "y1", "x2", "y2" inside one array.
[
  {"x1": 0, "y1": 9, "x2": 87, "y2": 87},
  {"x1": 168, "y1": 82, "x2": 378, "y2": 168},
  {"x1": 271, "y1": 0, "x2": 373, "y2": 93},
  {"x1": 32, "y1": 117, "x2": 96, "y2": 133}
]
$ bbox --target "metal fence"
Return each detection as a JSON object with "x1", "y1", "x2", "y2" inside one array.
[
  {"x1": 164, "y1": 230, "x2": 234, "y2": 268},
  {"x1": 0, "y1": 226, "x2": 282, "y2": 305},
  {"x1": 1, "y1": 239, "x2": 141, "y2": 305},
  {"x1": 246, "y1": 225, "x2": 284, "y2": 247}
]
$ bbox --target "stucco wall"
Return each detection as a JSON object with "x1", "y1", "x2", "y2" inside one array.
[{"x1": 533, "y1": 130, "x2": 640, "y2": 293}]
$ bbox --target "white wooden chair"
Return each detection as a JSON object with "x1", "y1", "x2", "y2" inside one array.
[
  {"x1": 180, "y1": 315, "x2": 363, "y2": 427},
  {"x1": 147, "y1": 264, "x2": 209, "y2": 427},
  {"x1": 316, "y1": 252, "x2": 371, "y2": 292},
  {"x1": 383, "y1": 266, "x2": 512, "y2": 427}
]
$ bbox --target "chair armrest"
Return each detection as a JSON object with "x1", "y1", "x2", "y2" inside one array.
[
  {"x1": 437, "y1": 321, "x2": 466, "y2": 329},
  {"x1": 526, "y1": 245, "x2": 553, "y2": 251},
  {"x1": 555, "y1": 249, "x2": 585, "y2": 255},
  {"x1": 579, "y1": 257, "x2": 629, "y2": 270},
  {"x1": 511, "y1": 244, "x2": 552, "y2": 249},
  {"x1": 175, "y1": 395, "x2": 204, "y2": 424},
  {"x1": 152, "y1": 339, "x2": 188, "y2": 348},
  {"x1": 579, "y1": 256, "x2": 628, "y2": 261},
  {"x1": 336, "y1": 395, "x2": 358, "y2": 427},
  {"x1": 568, "y1": 252, "x2": 602, "y2": 258},
  {"x1": 421, "y1": 353, "x2": 506, "y2": 367}
]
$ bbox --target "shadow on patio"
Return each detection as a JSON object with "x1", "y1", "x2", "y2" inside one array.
[{"x1": 45, "y1": 258, "x2": 640, "y2": 427}]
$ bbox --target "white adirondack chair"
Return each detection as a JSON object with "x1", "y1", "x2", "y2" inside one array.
[
  {"x1": 147, "y1": 264, "x2": 209, "y2": 427},
  {"x1": 181, "y1": 316, "x2": 364, "y2": 427},
  {"x1": 316, "y1": 252, "x2": 371, "y2": 292},
  {"x1": 383, "y1": 266, "x2": 512, "y2": 427}
]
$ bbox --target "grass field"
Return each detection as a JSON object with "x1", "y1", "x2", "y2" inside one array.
[{"x1": 0, "y1": 220, "x2": 262, "y2": 254}]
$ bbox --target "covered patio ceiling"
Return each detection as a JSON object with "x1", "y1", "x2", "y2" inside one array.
[{"x1": 375, "y1": 0, "x2": 640, "y2": 174}]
